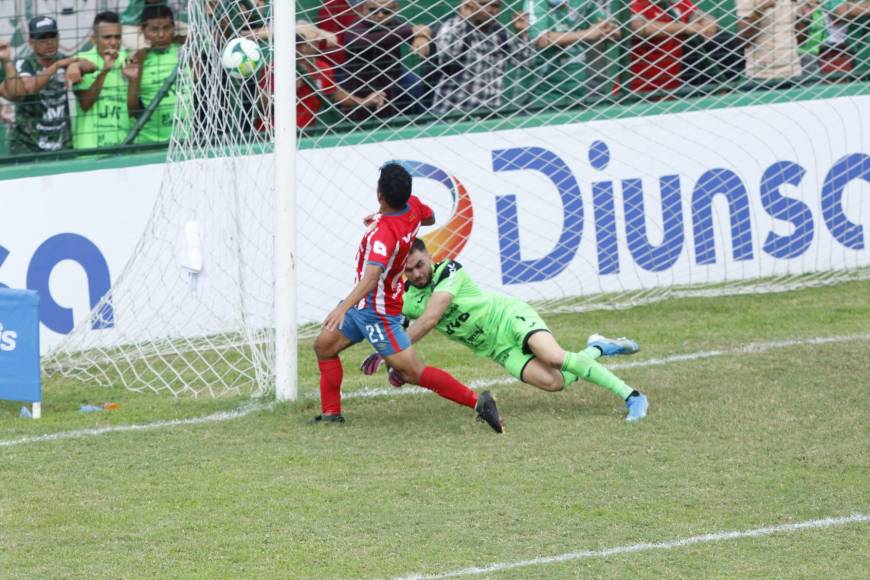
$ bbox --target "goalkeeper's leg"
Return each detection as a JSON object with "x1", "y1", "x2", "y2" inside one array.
[{"x1": 526, "y1": 331, "x2": 649, "y2": 421}]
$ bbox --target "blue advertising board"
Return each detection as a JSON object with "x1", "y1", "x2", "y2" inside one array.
[{"x1": 0, "y1": 289, "x2": 41, "y2": 404}]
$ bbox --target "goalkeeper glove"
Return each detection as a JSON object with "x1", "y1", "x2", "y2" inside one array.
[
  {"x1": 360, "y1": 353, "x2": 385, "y2": 375},
  {"x1": 388, "y1": 367, "x2": 406, "y2": 388}
]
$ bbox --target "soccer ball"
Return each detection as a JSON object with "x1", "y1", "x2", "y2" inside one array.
[{"x1": 221, "y1": 37, "x2": 262, "y2": 79}]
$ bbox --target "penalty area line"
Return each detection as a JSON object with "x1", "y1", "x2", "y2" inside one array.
[{"x1": 394, "y1": 512, "x2": 870, "y2": 579}]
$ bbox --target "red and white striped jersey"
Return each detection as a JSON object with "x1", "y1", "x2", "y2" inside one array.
[{"x1": 353, "y1": 195, "x2": 434, "y2": 315}]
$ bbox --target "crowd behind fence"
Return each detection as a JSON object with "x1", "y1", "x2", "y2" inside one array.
[{"x1": 0, "y1": 0, "x2": 867, "y2": 162}]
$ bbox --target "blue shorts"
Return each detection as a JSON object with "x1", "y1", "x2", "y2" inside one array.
[{"x1": 340, "y1": 307, "x2": 411, "y2": 356}]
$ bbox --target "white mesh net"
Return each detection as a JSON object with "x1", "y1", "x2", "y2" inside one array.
[{"x1": 44, "y1": 0, "x2": 870, "y2": 397}]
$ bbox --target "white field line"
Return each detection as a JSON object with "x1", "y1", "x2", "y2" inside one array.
[
  {"x1": 342, "y1": 332, "x2": 870, "y2": 400},
  {"x1": 3, "y1": 333, "x2": 869, "y2": 448},
  {"x1": 0, "y1": 403, "x2": 274, "y2": 448},
  {"x1": 394, "y1": 512, "x2": 870, "y2": 579}
]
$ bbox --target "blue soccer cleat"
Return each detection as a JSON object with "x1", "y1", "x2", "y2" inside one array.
[
  {"x1": 587, "y1": 333, "x2": 640, "y2": 357},
  {"x1": 625, "y1": 393, "x2": 649, "y2": 422}
]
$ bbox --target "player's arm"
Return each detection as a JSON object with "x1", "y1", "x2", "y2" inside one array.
[
  {"x1": 410, "y1": 195, "x2": 436, "y2": 226},
  {"x1": 75, "y1": 52, "x2": 119, "y2": 112},
  {"x1": 406, "y1": 291, "x2": 454, "y2": 344},
  {"x1": 322, "y1": 264, "x2": 383, "y2": 331}
]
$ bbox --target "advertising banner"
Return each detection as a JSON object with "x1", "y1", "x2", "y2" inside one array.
[{"x1": 1, "y1": 96, "x2": 868, "y2": 352}]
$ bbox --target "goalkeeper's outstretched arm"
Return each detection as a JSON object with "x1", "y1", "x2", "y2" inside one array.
[{"x1": 406, "y1": 291, "x2": 453, "y2": 344}]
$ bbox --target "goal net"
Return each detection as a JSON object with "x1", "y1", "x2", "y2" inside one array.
[{"x1": 45, "y1": 0, "x2": 870, "y2": 397}]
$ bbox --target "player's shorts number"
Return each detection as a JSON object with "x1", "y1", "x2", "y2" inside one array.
[{"x1": 366, "y1": 323, "x2": 386, "y2": 343}]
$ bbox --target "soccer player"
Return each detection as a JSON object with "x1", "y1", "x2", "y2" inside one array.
[
  {"x1": 311, "y1": 163, "x2": 505, "y2": 433},
  {"x1": 361, "y1": 238, "x2": 650, "y2": 421}
]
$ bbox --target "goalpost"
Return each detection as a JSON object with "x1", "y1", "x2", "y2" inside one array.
[
  {"x1": 273, "y1": 0, "x2": 297, "y2": 401},
  {"x1": 44, "y1": 0, "x2": 869, "y2": 399}
]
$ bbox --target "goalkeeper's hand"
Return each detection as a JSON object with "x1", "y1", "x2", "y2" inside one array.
[
  {"x1": 388, "y1": 367, "x2": 406, "y2": 388},
  {"x1": 360, "y1": 353, "x2": 385, "y2": 375}
]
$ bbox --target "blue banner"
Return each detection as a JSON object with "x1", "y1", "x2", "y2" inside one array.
[{"x1": 0, "y1": 289, "x2": 41, "y2": 403}]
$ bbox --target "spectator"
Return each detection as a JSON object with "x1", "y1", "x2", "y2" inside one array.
[
  {"x1": 68, "y1": 12, "x2": 130, "y2": 149},
  {"x1": 523, "y1": 0, "x2": 621, "y2": 106},
  {"x1": 825, "y1": 0, "x2": 870, "y2": 80},
  {"x1": 737, "y1": 0, "x2": 803, "y2": 80},
  {"x1": 316, "y1": 0, "x2": 366, "y2": 66},
  {"x1": 3, "y1": 17, "x2": 81, "y2": 154},
  {"x1": 126, "y1": 3, "x2": 184, "y2": 144},
  {"x1": 256, "y1": 34, "x2": 385, "y2": 132},
  {"x1": 122, "y1": 0, "x2": 188, "y2": 51},
  {"x1": 629, "y1": 0, "x2": 719, "y2": 92},
  {"x1": 431, "y1": 0, "x2": 534, "y2": 115},
  {"x1": 0, "y1": 39, "x2": 12, "y2": 99},
  {"x1": 585, "y1": 0, "x2": 620, "y2": 96},
  {"x1": 340, "y1": 0, "x2": 431, "y2": 120},
  {"x1": 297, "y1": 21, "x2": 341, "y2": 48},
  {"x1": 797, "y1": 0, "x2": 828, "y2": 75},
  {"x1": 818, "y1": 9, "x2": 852, "y2": 73}
]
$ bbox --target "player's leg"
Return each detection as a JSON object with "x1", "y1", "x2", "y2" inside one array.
[
  {"x1": 518, "y1": 358, "x2": 566, "y2": 391},
  {"x1": 310, "y1": 312, "x2": 361, "y2": 422},
  {"x1": 526, "y1": 328, "x2": 649, "y2": 421},
  {"x1": 378, "y1": 320, "x2": 504, "y2": 433},
  {"x1": 385, "y1": 346, "x2": 478, "y2": 409},
  {"x1": 496, "y1": 346, "x2": 566, "y2": 391}
]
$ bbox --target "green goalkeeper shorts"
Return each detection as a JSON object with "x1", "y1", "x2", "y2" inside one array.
[{"x1": 489, "y1": 300, "x2": 550, "y2": 381}]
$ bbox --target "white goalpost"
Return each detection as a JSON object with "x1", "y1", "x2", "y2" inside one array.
[
  {"x1": 273, "y1": 0, "x2": 298, "y2": 402},
  {"x1": 43, "y1": 0, "x2": 869, "y2": 399}
]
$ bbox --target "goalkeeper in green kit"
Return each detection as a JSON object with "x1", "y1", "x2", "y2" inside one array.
[{"x1": 361, "y1": 238, "x2": 649, "y2": 422}]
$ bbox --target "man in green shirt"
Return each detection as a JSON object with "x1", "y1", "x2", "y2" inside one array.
[
  {"x1": 826, "y1": 0, "x2": 870, "y2": 79},
  {"x1": 3, "y1": 17, "x2": 83, "y2": 154},
  {"x1": 362, "y1": 239, "x2": 650, "y2": 422},
  {"x1": 523, "y1": 0, "x2": 621, "y2": 105},
  {"x1": 68, "y1": 11, "x2": 130, "y2": 149},
  {"x1": 126, "y1": 3, "x2": 184, "y2": 143}
]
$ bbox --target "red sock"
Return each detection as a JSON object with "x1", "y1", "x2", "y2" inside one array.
[
  {"x1": 318, "y1": 358, "x2": 343, "y2": 415},
  {"x1": 418, "y1": 366, "x2": 478, "y2": 409}
]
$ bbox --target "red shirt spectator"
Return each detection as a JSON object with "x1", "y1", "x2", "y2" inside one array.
[
  {"x1": 256, "y1": 58, "x2": 336, "y2": 131},
  {"x1": 316, "y1": 0, "x2": 361, "y2": 66},
  {"x1": 630, "y1": 0, "x2": 698, "y2": 92}
]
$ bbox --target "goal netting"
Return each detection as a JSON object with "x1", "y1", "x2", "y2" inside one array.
[{"x1": 45, "y1": 0, "x2": 870, "y2": 397}]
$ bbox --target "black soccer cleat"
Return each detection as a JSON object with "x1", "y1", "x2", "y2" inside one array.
[
  {"x1": 475, "y1": 390, "x2": 504, "y2": 434},
  {"x1": 307, "y1": 414, "x2": 345, "y2": 425}
]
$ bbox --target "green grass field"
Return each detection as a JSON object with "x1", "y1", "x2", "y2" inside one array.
[{"x1": 2, "y1": 280, "x2": 869, "y2": 578}]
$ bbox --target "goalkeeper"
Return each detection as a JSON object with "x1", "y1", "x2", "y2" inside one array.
[{"x1": 362, "y1": 238, "x2": 649, "y2": 421}]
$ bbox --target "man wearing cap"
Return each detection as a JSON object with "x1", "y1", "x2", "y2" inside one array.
[{"x1": 2, "y1": 17, "x2": 84, "y2": 154}]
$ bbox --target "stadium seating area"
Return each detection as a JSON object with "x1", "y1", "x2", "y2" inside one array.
[{"x1": 0, "y1": 0, "x2": 866, "y2": 162}]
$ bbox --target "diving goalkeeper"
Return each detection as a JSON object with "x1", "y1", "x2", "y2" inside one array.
[{"x1": 361, "y1": 238, "x2": 649, "y2": 421}]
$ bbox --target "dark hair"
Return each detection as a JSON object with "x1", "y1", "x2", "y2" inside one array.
[
  {"x1": 93, "y1": 11, "x2": 120, "y2": 27},
  {"x1": 410, "y1": 238, "x2": 428, "y2": 254},
  {"x1": 141, "y1": 4, "x2": 175, "y2": 25},
  {"x1": 378, "y1": 163, "x2": 412, "y2": 209}
]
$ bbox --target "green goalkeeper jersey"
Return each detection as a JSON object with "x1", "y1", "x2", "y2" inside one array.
[{"x1": 403, "y1": 260, "x2": 523, "y2": 357}]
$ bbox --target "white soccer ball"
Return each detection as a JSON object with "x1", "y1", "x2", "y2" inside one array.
[{"x1": 221, "y1": 37, "x2": 262, "y2": 79}]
